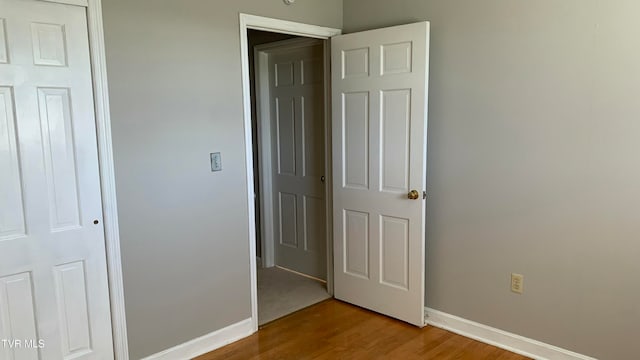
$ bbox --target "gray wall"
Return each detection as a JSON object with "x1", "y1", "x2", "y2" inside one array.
[
  {"x1": 101, "y1": 1, "x2": 341, "y2": 358},
  {"x1": 344, "y1": 1, "x2": 640, "y2": 359}
]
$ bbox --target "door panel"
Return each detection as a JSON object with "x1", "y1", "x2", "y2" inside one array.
[
  {"x1": 268, "y1": 39, "x2": 327, "y2": 280},
  {"x1": 302, "y1": 196, "x2": 323, "y2": 252},
  {"x1": 301, "y1": 96, "x2": 323, "y2": 177},
  {"x1": 342, "y1": 48, "x2": 369, "y2": 79},
  {"x1": 278, "y1": 192, "x2": 298, "y2": 248},
  {"x1": 343, "y1": 210, "x2": 369, "y2": 279},
  {"x1": 0, "y1": 19, "x2": 7, "y2": 63},
  {"x1": 342, "y1": 91, "x2": 369, "y2": 189},
  {"x1": 275, "y1": 62, "x2": 294, "y2": 87},
  {"x1": 276, "y1": 97, "x2": 296, "y2": 175},
  {"x1": 380, "y1": 89, "x2": 411, "y2": 193},
  {"x1": 0, "y1": 0, "x2": 114, "y2": 358},
  {"x1": 37, "y1": 87, "x2": 82, "y2": 231},
  {"x1": 52, "y1": 262, "x2": 91, "y2": 358},
  {"x1": 30, "y1": 22, "x2": 67, "y2": 67},
  {"x1": 0, "y1": 87, "x2": 26, "y2": 240},
  {"x1": 381, "y1": 42, "x2": 412, "y2": 75},
  {"x1": 0, "y1": 273, "x2": 39, "y2": 360},
  {"x1": 301, "y1": 58, "x2": 322, "y2": 85},
  {"x1": 380, "y1": 215, "x2": 409, "y2": 290},
  {"x1": 332, "y1": 22, "x2": 430, "y2": 326}
]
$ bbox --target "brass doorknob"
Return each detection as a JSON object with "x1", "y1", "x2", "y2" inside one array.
[{"x1": 407, "y1": 190, "x2": 420, "y2": 200}]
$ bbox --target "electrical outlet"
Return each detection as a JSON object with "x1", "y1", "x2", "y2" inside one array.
[{"x1": 511, "y1": 273, "x2": 524, "y2": 294}]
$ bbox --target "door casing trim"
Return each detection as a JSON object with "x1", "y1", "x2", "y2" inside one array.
[
  {"x1": 84, "y1": 0, "x2": 129, "y2": 358},
  {"x1": 239, "y1": 13, "x2": 341, "y2": 332}
]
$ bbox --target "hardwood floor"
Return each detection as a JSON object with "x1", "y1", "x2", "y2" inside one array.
[{"x1": 196, "y1": 299, "x2": 530, "y2": 360}]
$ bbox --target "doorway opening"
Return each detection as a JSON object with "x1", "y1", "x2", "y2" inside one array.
[
  {"x1": 242, "y1": 15, "x2": 430, "y2": 331},
  {"x1": 239, "y1": 14, "x2": 341, "y2": 331},
  {"x1": 248, "y1": 29, "x2": 331, "y2": 325}
]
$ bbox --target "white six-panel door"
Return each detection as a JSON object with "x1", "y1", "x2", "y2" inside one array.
[
  {"x1": 268, "y1": 39, "x2": 327, "y2": 280},
  {"x1": 332, "y1": 22, "x2": 430, "y2": 326},
  {"x1": 0, "y1": 0, "x2": 114, "y2": 358}
]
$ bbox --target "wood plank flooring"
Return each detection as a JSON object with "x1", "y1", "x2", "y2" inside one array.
[{"x1": 196, "y1": 299, "x2": 530, "y2": 360}]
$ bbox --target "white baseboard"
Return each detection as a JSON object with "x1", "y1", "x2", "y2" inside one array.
[
  {"x1": 425, "y1": 308, "x2": 597, "y2": 360},
  {"x1": 141, "y1": 318, "x2": 253, "y2": 360}
]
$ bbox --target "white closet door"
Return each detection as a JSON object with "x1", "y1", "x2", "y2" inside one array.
[{"x1": 0, "y1": 0, "x2": 114, "y2": 358}]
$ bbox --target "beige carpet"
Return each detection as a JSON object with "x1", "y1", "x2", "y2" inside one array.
[{"x1": 258, "y1": 266, "x2": 331, "y2": 325}]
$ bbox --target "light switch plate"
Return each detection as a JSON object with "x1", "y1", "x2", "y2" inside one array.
[{"x1": 210, "y1": 152, "x2": 222, "y2": 172}]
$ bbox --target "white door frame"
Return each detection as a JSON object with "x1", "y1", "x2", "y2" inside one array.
[
  {"x1": 239, "y1": 13, "x2": 341, "y2": 331},
  {"x1": 254, "y1": 37, "x2": 325, "y2": 273},
  {"x1": 35, "y1": 0, "x2": 129, "y2": 358},
  {"x1": 87, "y1": 1, "x2": 129, "y2": 358}
]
